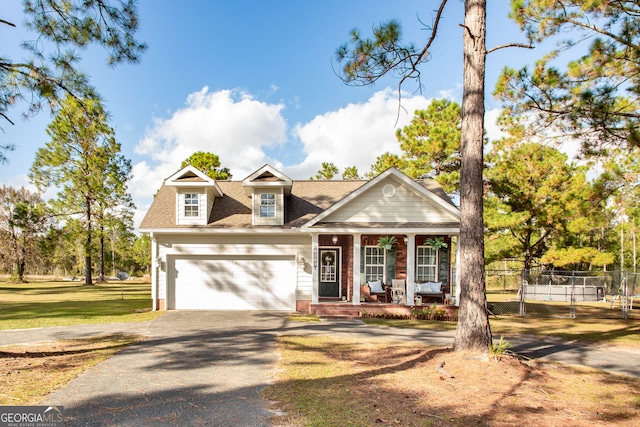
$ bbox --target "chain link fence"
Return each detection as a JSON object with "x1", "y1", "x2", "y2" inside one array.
[{"x1": 485, "y1": 269, "x2": 639, "y2": 319}]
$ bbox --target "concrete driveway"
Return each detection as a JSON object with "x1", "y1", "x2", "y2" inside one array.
[{"x1": 41, "y1": 311, "x2": 289, "y2": 427}]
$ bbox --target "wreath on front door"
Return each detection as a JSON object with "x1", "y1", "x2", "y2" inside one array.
[{"x1": 323, "y1": 251, "x2": 336, "y2": 265}]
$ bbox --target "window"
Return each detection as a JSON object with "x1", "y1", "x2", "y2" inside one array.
[
  {"x1": 416, "y1": 246, "x2": 437, "y2": 282},
  {"x1": 184, "y1": 193, "x2": 199, "y2": 217},
  {"x1": 364, "y1": 246, "x2": 385, "y2": 282},
  {"x1": 260, "y1": 193, "x2": 276, "y2": 218}
]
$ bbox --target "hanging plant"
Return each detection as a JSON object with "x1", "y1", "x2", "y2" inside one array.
[
  {"x1": 424, "y1": 237, "x2": 448, "y2": 249},
  {"x1": 377, "y1": 235, "x2": 398, "y2": 250}
]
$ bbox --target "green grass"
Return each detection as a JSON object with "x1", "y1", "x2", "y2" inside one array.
[
  {"x1": 489, "y1": 316, "x2": 640, "y2": 347},
  {"x1": 486, "y1": 289, "x2": 520, "y2": 301},
  {"x1": 362, "y1": 315, "x2": 640, "y2": 348},
  {"x1": 0, "y1": 280, "x2": 163, "y2": 330}
]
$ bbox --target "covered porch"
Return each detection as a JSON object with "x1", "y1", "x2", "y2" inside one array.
[{"x1": 308, "y1": 232, "x2": 459, "y2": 311}]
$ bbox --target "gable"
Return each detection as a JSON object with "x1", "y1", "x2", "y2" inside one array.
[
  {"x1": 242, "y1": 164, "x2": 292, "y2": 196},
  {"x1": 164, "y1": 165, "x2": 224, "y2": 195},
  {"x1": 302, "y1": 168, "x2": 459, "y2": 228},
  {"x1": 317, "y1": 176, "x2": 459, "y2": 224}
]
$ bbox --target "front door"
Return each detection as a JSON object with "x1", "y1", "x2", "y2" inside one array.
[{"x1": 319, "y1": 248, "x2": 340, "y2": 298}]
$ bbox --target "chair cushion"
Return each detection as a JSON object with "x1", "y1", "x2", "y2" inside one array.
[{"x1": 368, "y1": 280, "x2": 384, "y2": 293}]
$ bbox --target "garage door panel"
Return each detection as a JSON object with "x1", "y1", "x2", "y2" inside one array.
[
  {"x1": 172, "y1": 257, "x2": 295, "y2": 310},
  {"x1": 174, "y1": 259, "x2": 203, "y2": 309}
]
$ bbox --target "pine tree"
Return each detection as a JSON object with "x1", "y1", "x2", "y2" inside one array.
[{"x1": 30, "y1": 95, "x2": 133, "y2": 285}]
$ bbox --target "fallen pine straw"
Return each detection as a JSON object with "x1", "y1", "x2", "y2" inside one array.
[
  {"x1": 263, "y1": 335, "x2": 640, "y2": 427},
  {"x1": 0, "y1": 334, "x2": 141, "y2": 405}
]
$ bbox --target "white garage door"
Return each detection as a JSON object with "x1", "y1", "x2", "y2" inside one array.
[{"x1": 170, "y1": 257, "x2": 296, "y2": 310}]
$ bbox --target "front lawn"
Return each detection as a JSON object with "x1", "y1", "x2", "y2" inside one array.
[
  {"x1": 363, "y1": 316, "x2": 640, "y2": 348},
  {"x1": 0, "y1": 280, "x2": 162, "y2": 330}
]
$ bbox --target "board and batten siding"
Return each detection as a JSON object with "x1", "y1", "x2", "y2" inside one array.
[{"x1": 324, "y1": 178, "x2": 456, "y2": 223}]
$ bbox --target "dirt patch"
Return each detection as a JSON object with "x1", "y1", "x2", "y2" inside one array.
[
  {"x1": 0, "y1": 334, "x2": 140, "y2": 405},
  {"x1": 265, "y1": 336, "x2": 640, "y2": 426}
]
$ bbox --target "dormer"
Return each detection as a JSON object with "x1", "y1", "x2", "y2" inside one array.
[
  {"x1": 164, "y1": 165, "x2": 224, "y2": 225},
  {"x1": 242, "y1": 165, "x2": 292, "y2": 226}
]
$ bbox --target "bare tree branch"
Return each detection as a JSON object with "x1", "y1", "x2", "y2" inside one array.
[{"x1": 487, "y1": 43, "x2": 534, "y2": 55}]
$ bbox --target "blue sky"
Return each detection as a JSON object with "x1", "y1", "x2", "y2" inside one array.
[{"x1": 1, "y1": 0, "x2": 538, "y2": 226}]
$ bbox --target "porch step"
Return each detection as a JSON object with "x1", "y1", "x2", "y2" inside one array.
[{"x1": 315, "y1": 307, "x2": 362, "y2": 319}]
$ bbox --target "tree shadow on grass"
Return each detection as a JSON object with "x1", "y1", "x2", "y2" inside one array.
[{"x1": 0, "y1": 334, "x2": 138, "y2": 358}]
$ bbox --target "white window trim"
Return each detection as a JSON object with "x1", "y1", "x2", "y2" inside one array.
[
  {"x1": 260, "y1": 193, "x2": 276, "y2": 218},
  {"x1": 416, "y1": 245, "x2": 438, "y2": 282},
  {"x1": 364, "y1": 245, "x2": 385, "y2": 283},
  {"x1": 184, "y1": 193, "x2": 199, "y2": 218}
]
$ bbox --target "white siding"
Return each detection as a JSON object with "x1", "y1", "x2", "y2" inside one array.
[
  {"x1": 324, "y1": 178, "x2": 457, "y2": 223},
  {"x1": 296, "y1": 247, "x2": 313, "y2": 300}
]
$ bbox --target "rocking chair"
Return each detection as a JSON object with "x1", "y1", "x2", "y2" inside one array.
[{"x1": 391, "y1": 279, "x2": 406, "y2": 304}]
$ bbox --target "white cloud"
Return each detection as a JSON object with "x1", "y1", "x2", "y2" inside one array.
[
  {"x1": 0, "y1": 173, "x2": 31, "y2": 191},
  {"x1": 287, "y1": 89, "x2": 430, "y2": 179},
  {"x1": 484, "y1": 108, "x2": 507, "y2": 143},
  {"x1": 130, "y1": 87, "x2": 289, "y2": 225},
  {"x1": 131, "y1": 87, "x2": 512, "y2": 228},
  {"x1": 133, "y1": 87, "x2": 287, "y2": 178}
]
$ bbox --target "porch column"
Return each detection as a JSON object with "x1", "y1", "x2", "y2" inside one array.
[
  {"x1": 406, "y1": 234, "x2": 416, "y2": 305},
  {"x1": 352, "y1": 233, "x2": 362, "y2": 305},
  {"x1": 311, "y1": 234, "x2": 319, "y2": 304}
]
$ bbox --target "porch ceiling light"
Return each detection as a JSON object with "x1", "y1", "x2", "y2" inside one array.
[{"x1": 332, "y1": 235, "x2": 338, "y2": 244}]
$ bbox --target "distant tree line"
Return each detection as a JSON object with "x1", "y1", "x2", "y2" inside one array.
[{"x1": 1, "y1": 1, "x2": 147, "y2": 283}]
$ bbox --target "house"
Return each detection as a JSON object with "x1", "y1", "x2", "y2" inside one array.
[{"x1": 139, "y1": 164, "x2": 460, "y2": 313}]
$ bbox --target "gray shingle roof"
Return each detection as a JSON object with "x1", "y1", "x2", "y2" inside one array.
[{"x1": 139, "y1": 178, "x2": 457, "y2": 230}]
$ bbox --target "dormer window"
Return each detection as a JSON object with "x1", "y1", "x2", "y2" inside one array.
[
  {"x1": 184, "y1": 193, "x2": 199, "y2": 217},
  {"x1": 243, "y1": 165, "x2": 292, "y2": 226},
  {"x1": 260, "y1": 194, "x2": 276, "y2": 218},
  {"x1": 163, "y1": 165, "x2": 223, "y2": 226}
]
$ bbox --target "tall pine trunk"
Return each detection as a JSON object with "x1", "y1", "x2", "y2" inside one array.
[
  {"x1": 453, "y1": 0, "x2": 492, "y2": 352},
  {"x1": 11, "y1": 233, "x2": 25, "y2": 282},
  {"x1": 98, "y1": 224, "x2": 106, "y2": 283},
  {"x1": 84, "y1": 196, "x2": 93, "y2": 286}
]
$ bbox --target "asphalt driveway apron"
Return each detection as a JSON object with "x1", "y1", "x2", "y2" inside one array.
[{"x1": 41, "y1": 311, "x2": 288, "y2": 427}]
